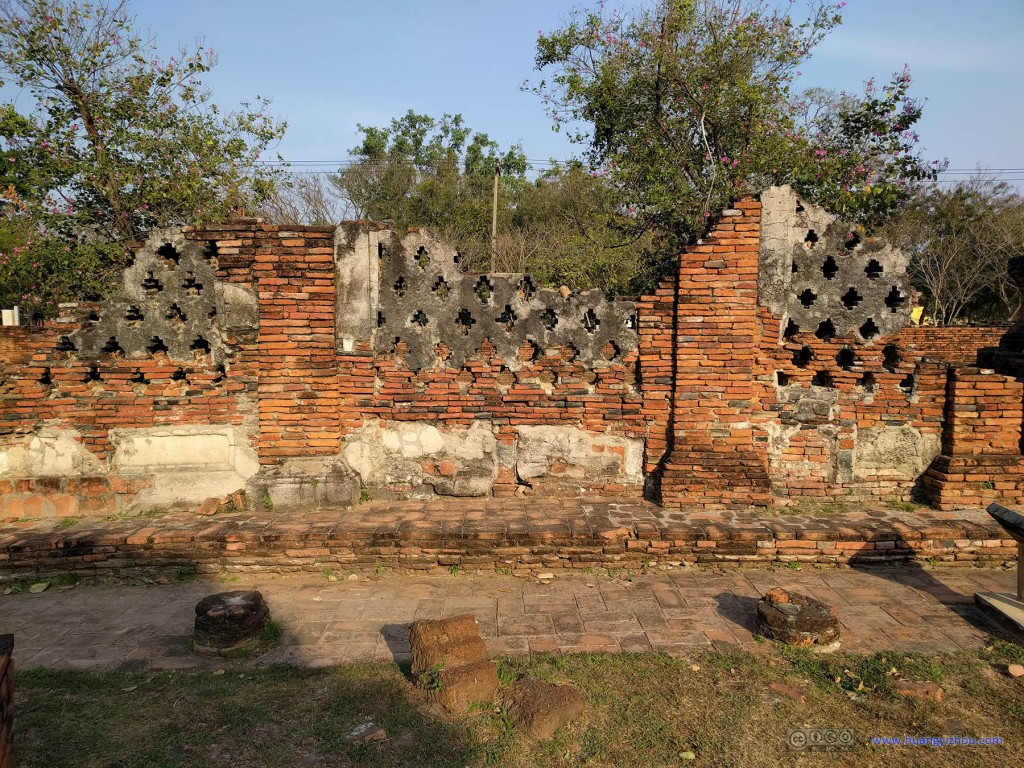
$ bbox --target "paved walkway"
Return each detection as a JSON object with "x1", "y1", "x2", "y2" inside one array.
[{"x1": 1, "y1": 565, "x2": 1017, "y2": 670}]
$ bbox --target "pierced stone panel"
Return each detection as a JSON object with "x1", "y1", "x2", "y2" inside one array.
[
  {"x1": 70, "y1": 228, "x2": 223, "y2": 362},
  {"x1": 373, "y1": 229, "x2": 638, "y2": 370},
  {"x1": 759, "y1": 186, "x2": 911, "y2": 344}
]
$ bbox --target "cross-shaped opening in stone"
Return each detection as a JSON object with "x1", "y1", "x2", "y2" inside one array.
[
  {"x1": 841, "y1": 288, "x2": 863, "y2": 309},
  {"x1": 815, "y1": 319, "x2": 836, "y2": 342},
  {"x1": 859, "y1": 317, "x2": 880, "y2": 341},
  {"x1": 797, "y1": 288, "x2": 817, "y2": 308},
  {"x1": 414, "y1": 246, "x2": 430, "y2": 270},
  {"x1": 884, "y1": 286, "x2": 906, "y2": 313},
  {"x1": 157, "y1": 243, "x2": 180, "y2": 268},
  {"x1": 101, "y1": 337, "x2": 124, "y2": 356},
  {"x1": 474, "y1": 276, "x2": 494, "y2": 304},
  {"x1": 455, "y1": 308, "x2": 476, "y2": 335},
  {"x1": 541, "y1": 308, "x2": 558, "y2": 331}
]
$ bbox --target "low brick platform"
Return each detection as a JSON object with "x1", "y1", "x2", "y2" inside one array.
[{"x1": 0, "y1": 498, "x2": 1016, "y2": 582}]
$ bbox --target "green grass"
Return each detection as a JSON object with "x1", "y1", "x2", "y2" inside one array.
[{"x1": 12, "y1": 644, "x2": 1024, "y2": 767}]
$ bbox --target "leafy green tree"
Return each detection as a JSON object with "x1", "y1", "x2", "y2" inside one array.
[
  {"x1": 317, "y1": 111, "x2": 658, "y2": 295},
  {"x1": 531, "y1": 0, "x2": 939, "y2": 243},
  {"x1": 336, "y1": 110, "x2": 528, "y2": 236},
  {"x1": 0, "y1": 0, "x2": 286, "y2": 316}
]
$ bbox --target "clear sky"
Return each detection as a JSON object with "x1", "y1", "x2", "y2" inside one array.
[{"x1": 68, "y1": 0, "x2": 1024, "y2": 183}]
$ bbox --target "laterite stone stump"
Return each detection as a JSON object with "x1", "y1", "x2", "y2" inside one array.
[
  {"x1": 755, "y1": 588, "x2": 840, "y2": 651},
  {"x1": 409, "y1": 614, "x2": 488, "y2": 677},
  {"x1": 506, "y1": 677, "x2": 587, "y2": 740},
  {"x1": 408, "y1": 614, "x2": 498, "y2": 713},
  {"x1": 193, "y1": 591, "x2": 270, "y2": 655}
]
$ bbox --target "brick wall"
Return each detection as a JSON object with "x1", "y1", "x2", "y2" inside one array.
[
  {"x1": 249, "y1": 226, "x2": 342, "y2": 464},
  {"x1": 658, "y1": 199, "x2": 773, "y2": 508},
  {"x1": 0, "y1": 634, "x2": 12, "y2": 768},
  {"x1": 1, "y1": 194, "x2": 1021, "y2": 512},
  {"x1": 900, "y1": 325, "x2": 1008, "y2": 365}
]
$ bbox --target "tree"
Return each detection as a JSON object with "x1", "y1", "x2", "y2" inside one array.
[
  {"x1": 335, "y1": 110, "x2": 529, "y2": 237},
  {"x1": 0, "y1": 0, "x2": 285, "y2": 316},
  {"x1": 531, "y1": 0, "x2": 939, "y2": 244},
  {"x1": 288, "y1": 110, "x2": 660, "y2": 295},
  {"x1": 885, "y1": 178, "x2": 1024, "y2": 325}
]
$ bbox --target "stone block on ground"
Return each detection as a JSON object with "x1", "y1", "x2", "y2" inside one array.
[
  {"x1": 193, "y1": 590, "x2": 270, "y2": 655},
  {"x1": 755, "y1": 588, "x2": 840, "y2": 649},
  {"x1": 432, "y1": 660, "x2": 500, "y2": 712},
  {"x1": 408, "y1": 614, "x2": 487, "y2": 677},
  {"x1": 894, "y1": 680, "x2": 943, "y2": 703},
  {"x1": 505, "y1": 677, "x2": 587, "y2": 740},
  {"x1": 344, "y1": 721, "x2": 387, "y2": 746}
]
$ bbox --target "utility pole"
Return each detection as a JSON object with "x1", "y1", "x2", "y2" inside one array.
[{"x1": 490, "y1": 160, "x2": 500, "y2": 272}]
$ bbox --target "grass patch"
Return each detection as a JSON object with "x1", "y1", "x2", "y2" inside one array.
[
  {"x1": 260, "y1": 620, "x2": 283, "y2": 647},
  {"x1": 754, "y1": 500, "x2": 864, "y2": 518},
  {"x1": 12, "y1": 645, "x2": 1024, "y2": 767}
]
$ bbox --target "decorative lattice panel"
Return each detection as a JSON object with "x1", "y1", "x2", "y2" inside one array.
[
  {"x1": 375, "y1": 231, "x2": 638, "y2": 370},
  {"x1": 67, "y1": 229, "x2": 220, "y2": 362}
]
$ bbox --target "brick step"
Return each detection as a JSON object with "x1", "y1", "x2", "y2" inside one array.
[{"x1": 0, "y1": 498, "x2": 1015, "y2": 581}]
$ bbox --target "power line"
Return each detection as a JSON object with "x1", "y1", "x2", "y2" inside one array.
[{"x1": 257, "y1": 158, "x2": 1024, "y2": 174}]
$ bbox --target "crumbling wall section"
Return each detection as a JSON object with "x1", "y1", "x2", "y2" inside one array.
[
  {"x1": 0, "y1": 225, "x2": 260, "y2": 516},
  {"x1": 1, "y1": 189, "x2": 1019, "y2": 514}
]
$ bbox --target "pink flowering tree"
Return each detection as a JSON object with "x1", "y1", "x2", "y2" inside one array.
[
  {"x1": 0, "y1": 0, "x2": 286, "y2": 316},
  {"x1": 531, "y1": 0, "x2": 940, "y2": 244}
]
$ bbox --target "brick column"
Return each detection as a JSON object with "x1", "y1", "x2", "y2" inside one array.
[
  {"x1": 923, "y1": 366, "x2": 1024, "y2": 509},
  {"x1": 659, "y1": 198, "x2": 772, "y2": 508},
  {"x1": 252, "y1": 226, "x2": 342, "y2": 464}
]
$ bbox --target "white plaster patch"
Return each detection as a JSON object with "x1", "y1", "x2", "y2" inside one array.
[
  {"x1": 110, "y1": 425, "x2": 258, "y2": 508},
  {"x1": 516, "y1": 425, "x2": 643, "y2": 484},
  {"x1": 0, "y1": 428, "x2": 99, "y2": 477},
  {"x1": 854, "y1": 425, "x2": 940, "y2": 480},
  {"x1": 342, "y1": 420, "x2": 497, "y2": 494}
]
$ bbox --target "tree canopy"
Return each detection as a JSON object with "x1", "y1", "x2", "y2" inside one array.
[
  {"x1": 0, "y1": 0, "x2": 285, "y2": 316},
  {"x1": 261, "y1": 110, "x2": 663, "y2": 296},
  {"x1": 531, "y1": 0, "x2": 940, "y2": 242},
  {"x1": 885, "y1": 178, "x2": 1024, "y2": 325}
]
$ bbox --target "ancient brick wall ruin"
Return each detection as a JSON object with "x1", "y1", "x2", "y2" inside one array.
[{"x1": 1, "y1": 187, "x2": 1020, "y2": 516}]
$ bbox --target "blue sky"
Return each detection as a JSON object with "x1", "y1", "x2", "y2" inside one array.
[{"x1": 76, "y1": 1, "x2": 1024, "y2": 182}]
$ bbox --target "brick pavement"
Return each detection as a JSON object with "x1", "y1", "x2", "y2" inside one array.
[{"x1": 1, "y1": 565, "x2": 1017, "y2": 671}]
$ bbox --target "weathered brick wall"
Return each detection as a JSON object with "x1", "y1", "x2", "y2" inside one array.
[
  {"x1": 900, "y1": 325, "x2": 1008, "y2": 365},
  {"x1": 249, "y1": 226, "x2": 342, "y2": 464},
  {"x1": 1, "y1": 192, "x2": 1020, "y2": 512},
  {"x1": 0, "y1": 228, "x2": 259, "y2": 518},
  {"x1": 658, "y1": 199, "x2": 773, "y2": 508},
  {"x1": 0, "y1": 634, "x2": 12, "y2": 768}
]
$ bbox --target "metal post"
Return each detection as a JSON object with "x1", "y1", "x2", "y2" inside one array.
[{"x1": 1018, "y1": 541, "x2": 1024, "y2": 602}]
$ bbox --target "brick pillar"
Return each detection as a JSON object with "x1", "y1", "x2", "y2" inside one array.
[
  {"x1": 924, "y1": 365, "x2": 1024, "y2": 509},
  {"x1": 0, "y1": 634, "x2": 13, "y2": 768},
  {"x1": 659, "y1": 198, "x2": 772, "y2": 508},
  {"x1": 252, "y1": 226, "x2": 342, "y2": 464}
]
